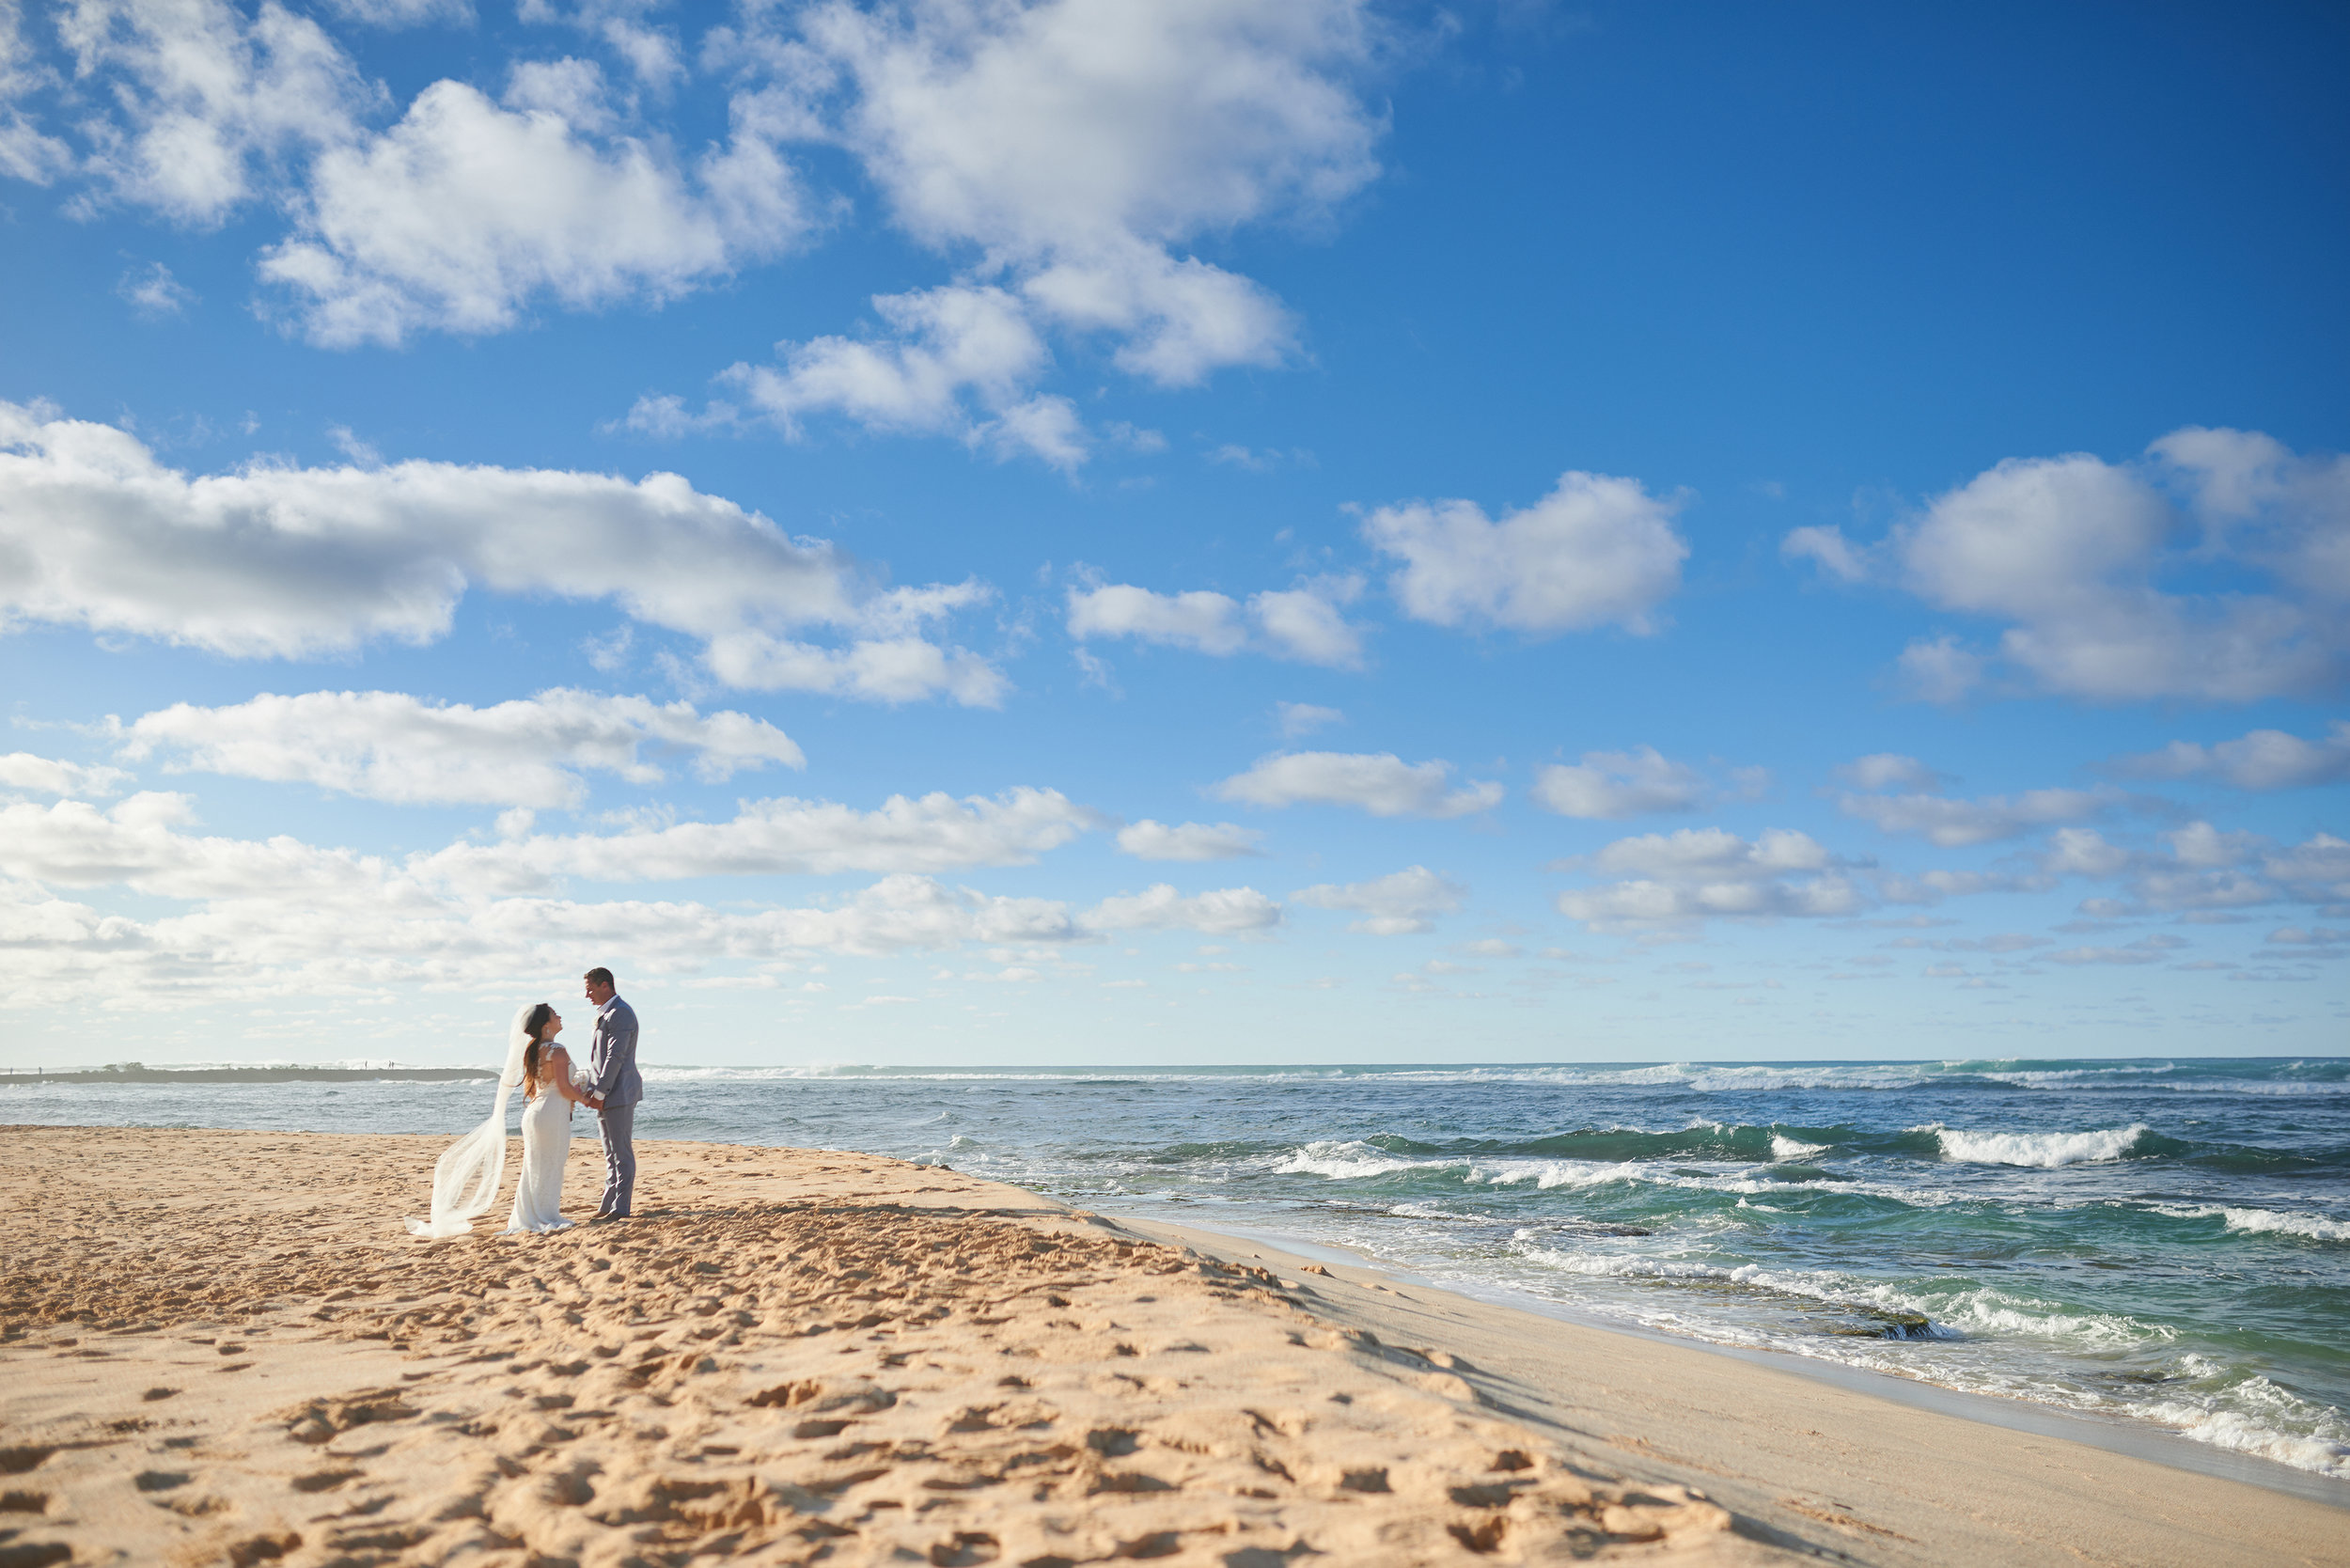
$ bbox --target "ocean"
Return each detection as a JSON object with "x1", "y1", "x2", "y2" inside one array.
[{"x1": 10, "y1": 1055, "x2": 2347, "y2": 1485}]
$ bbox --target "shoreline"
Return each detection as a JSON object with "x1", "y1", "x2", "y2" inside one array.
[
  {"x1": 4, "y1": 1126, "x2": 2344, "y2": 1567},
  {"x1": 1104, "y1": 1210, "x2": 2350, "y2": 1513}
]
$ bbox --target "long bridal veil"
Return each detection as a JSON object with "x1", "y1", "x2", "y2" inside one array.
[{"x1": 404, "y1": 1004, "x2": 533, "y2": 1239}]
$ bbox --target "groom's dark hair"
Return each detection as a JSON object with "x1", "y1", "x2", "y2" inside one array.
[{"x1": 585, "y1": 966, "x2": 615, "y2": 988}]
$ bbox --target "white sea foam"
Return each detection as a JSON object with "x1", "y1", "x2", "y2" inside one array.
[
  {"x1": 640, "y1": 1063, "x2": 876, "y2": 1081},
  {"x1": 1972, "y1": 1063, "x2": 2174, "y2": 1090},
  {"x1": 2139, "y1": 1200, "x2": 2350, "y2": 1242},
  {"x1": 1769, "y1": 1134, "x2": 1829, "y2": 1160},
  {"x1": 1272, "y1": 1140, "x2": 1425, "y2": 1180},
  {"x1": 1464, "y1": 1160, "x2": 1637, "y2": 1191},
  {"x1": 2218, "y1": 1206, "x2": 2350, "y2": 1242},
  {"x1": 1476, "y1": 1158, "x2": 1969, "y2": 1208},
  {"x1": 1480, "y1": 1239, "x2": 2350, "y2": 1481},
  {"x1": 1673, "y1": 1066, "x2": 1932, "y2": 1092},
  {"x1": 2141, "y1": 1389, "x2": 2350, "y2": 1481},
  {"x1": 1272, "y1": 1145, "x2": 1944, "y2": 1199},
  {"x1": 1930, "y1": 1296, "x2": 2172, "y2": 1347},
  {"x1": 2154, "y1": 1080, "x2": 2350, "y2": 1096},
  {"x1": 1925, "y1": 1122, "x2": 2149, "y2": 1168},
  {"x1": 1506, "y1": 1236, "x2": 2186, "y2": 1351}
]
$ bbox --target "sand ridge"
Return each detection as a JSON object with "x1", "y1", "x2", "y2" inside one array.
[{"x1": 1, "y1": 1127, "x2": 1779, "y2": 1567}]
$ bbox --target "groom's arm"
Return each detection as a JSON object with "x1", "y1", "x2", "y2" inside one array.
[{"x1": 593, "y1": 1004, "x2": 637, "y2": 1101}]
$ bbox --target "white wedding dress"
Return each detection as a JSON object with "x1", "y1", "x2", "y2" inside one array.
[
  {"x1": 406, "y1": 1004, "x2": 534, "y2": 1239},
  {"x1": 405, "y1": 1005, "x2": 582, "y2": 1241},
  {"x1": 507, "y1": 1056, "x2": 582, "y2": 1234}
]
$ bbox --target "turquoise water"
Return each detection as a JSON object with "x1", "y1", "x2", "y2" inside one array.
[{"x1": 11, "y1": 1055, "x2": 2348, "y2": 1482}]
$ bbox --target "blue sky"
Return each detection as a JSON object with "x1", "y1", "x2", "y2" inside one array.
[{"x1": 2, "y1": 0, "x2": 2344, "y2": 1066}]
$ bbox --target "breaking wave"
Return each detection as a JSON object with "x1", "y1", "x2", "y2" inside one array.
[{"x1": 1925, "y1": 1123, "x2": 2154, "y2": 1168}]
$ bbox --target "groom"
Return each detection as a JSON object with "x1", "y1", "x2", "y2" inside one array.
[{"x1": 582, "y1": 966, "x2": 642, "y2": 1220}]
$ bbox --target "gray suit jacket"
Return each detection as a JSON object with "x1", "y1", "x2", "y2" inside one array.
[{"x1": 589, "y1": 996, "x2": 643, "y2": 1109}]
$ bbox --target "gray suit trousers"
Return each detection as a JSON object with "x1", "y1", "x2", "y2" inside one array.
[{"x1": 597, "y1": 1102, "x2": 636, "y2": 1217}]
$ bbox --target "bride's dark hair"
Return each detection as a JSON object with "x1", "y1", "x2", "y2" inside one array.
[{"x1": 520, "y1": 1002, "x2": 557, "y2": 1093}]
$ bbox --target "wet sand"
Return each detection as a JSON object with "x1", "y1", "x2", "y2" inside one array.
[{"x1": 0, "y1": 1127, "x2": 2341, "y2": 1567}]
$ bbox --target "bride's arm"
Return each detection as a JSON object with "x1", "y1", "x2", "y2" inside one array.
[{"x1": 545, "y1": 1046, "x2": 595, "y2": 1105}]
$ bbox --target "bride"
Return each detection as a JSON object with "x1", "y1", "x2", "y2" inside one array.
[
  {"x1": 405, "y1": 1001, "x2": 601, "y2": 1240},
  {"x1": 507, "y1": 1002, "x2": 600, "y2": 1232}
]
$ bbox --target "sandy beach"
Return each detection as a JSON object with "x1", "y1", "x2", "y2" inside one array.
[{"x1": 2, "y1": 1128, "x2": 2342, "y2": 1568}]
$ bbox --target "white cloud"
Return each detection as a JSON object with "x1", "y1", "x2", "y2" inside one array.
[
  {"x1": 503, "y1": 55, "x2": 617, "y2": 132},
  {"x1": 1835, "y1": 753, "x2": 1945, "y2": 791},
  {"x1": 1, "y1": 785, "x2": 1102, "y2": 899},
  {"x1": 1292, "y1": 865, "x2": 1465, "y2": 934},
  {"x1": 1208, "y1": 444, "x2": 1311, "y2": 472},
  {"x1": 1785, "y1": 429, "x2": 2350, "y2": 702},
  {"x1": 0, "y1": 751, "x2": 133, "y2": 798},
  {"x1": 0, "y1": 789, "x2": 1292, "y2": 1007},
  {"x1": 0, "y1": 2, "x2": 71, "y2": 185},
  {"x1": 2040, "y1": 826, "x2": 2135, "y2": 881},
  {"x1": 726, "y1": 284, "x2": 1060, "y2": 458},
  {"x1": 0, "y1": 790, "x2": 393, "y2": 903},
  {"x1": 113, "y1": 688, "x2": 805, "y2": 808},
  {"x1": 2163, "y1": 821, "x2": 2266, "y2": 869},
  {"x1": 800, "y1": 0, "x2": 1374, "y2": 374},
  {"x1": 1017, "y1": 235, "x2": 1295, "y2": 389},
  {"x1": 579, "y1": 623, "x2": 633, "y2": 671},
  {"x1": 701, "y1": 630, "x2": 1010, "y2": 706},
  {"x1": 1553, "y1": 827, "x2": 1862, "y2": 928},
  {"x1": 1361, "y1": 470, "x2": 1689, "y2": 636},
  {"x1": 117, "y1": 260, "x2": 196, "y2": 319},
  {"x1": 0, "y1": 782, "x2": 1131, "y2": 1010},
  {"x1": 1531, "y1": 746, "x2": 1706, "y2": 819},
  {"x1": 1837, "y1": 786, "x2": 2122, "y2": 848},
  {"x1": 972, "y1": 390, "x2": 1088, "y2": 470},
  {"x1": 1889, "y1": 932, "x2": 2047, "y2": 955},
  {"x1": 0, "y1": 859, "x2": 1089, "y2": 1011},
  {"x1": 321, "y1": 0, "x2": 470, "y2": 25},
  {"x1": 37, "y1": 0, "x2": 803, "y2": 342},
  {"x1": 1065, "y1": 577, "x2": 1365, "y2": 666},
  {"x1": 1275, "y1": 700, "x2": 1342, "y2": 739},
  {"x1": 1082, "y1": 883, "x2": 1279, "y2": 934},
  {"x1": 321, "y1": 0, "x2": 467, "y2": 24},
  {"x1": 0, "y1": 108, "x2": 68, "y2": 183},
  {"x1": 417, "y1": 786, "x2": 1104, "y2": 892},
  {"x1": 1115, "y1": 820, "x2": 1263, "y2": 861},
  {"x1": 0, "y1": 401, "x2": 1002, "y2": 701},
  {"x1": 2029, "y1": 823, "x2": 2350, "y2": 916},
  {"x1": 59, "y1": 0, "x2": 371, "y2": 225},
  {"x1": 2046, "y1": 937, "x2": 2184, "y2": 967},
  {"x1": 260, "y1": 75, "x2": 808, "y2": 346},
  {"x1": 522, "y1": 0, "x2": 683, "y2": 88},
  {"x1": 690, "y1": 0, "x2": 1383, "y2": 454},
  {"x1": 1779, "y1": 524, "x2": 1866, "y2": 583},
  {"x1": 325, "y1": 423, "x2": 381, "y2": 465},
  {"x1": 1248, "y1": 578, "x2": 1365, "y2": 666},
  {"x1": 1893, "y1": 634, "x2": 1990, "y2": 703},
  {"x1": 1066, "y1": 582, "x2": 1245, "y2": 654},
  {"x1": 31, "y1": 0, "x2": 1382, "y2": 411},
  {"x1": 2110, "y1": 721, "x2": 2350, "y2": 792},
  {"x1": 1213, "y1": 751, "x2": 1502, "y2": 818}
]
